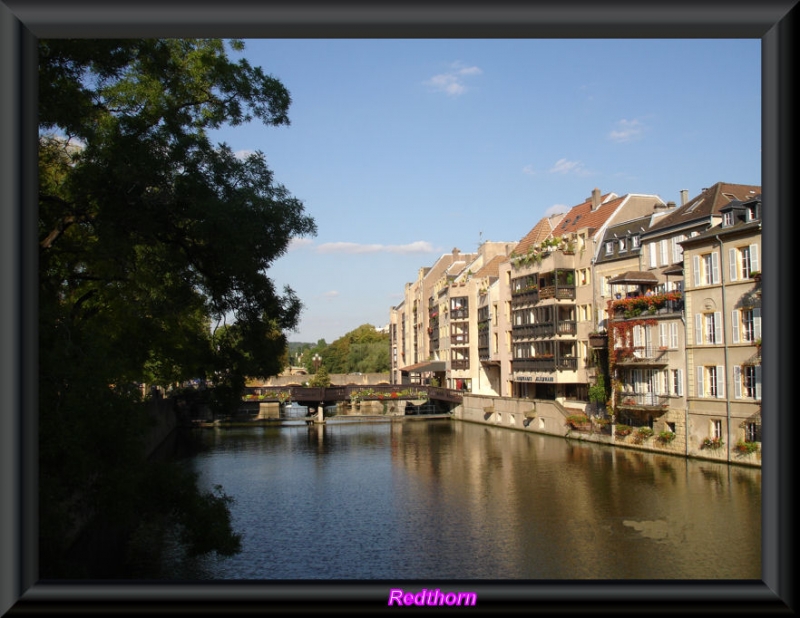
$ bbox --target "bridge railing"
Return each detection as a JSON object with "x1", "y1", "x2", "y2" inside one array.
[{"x1": 243, "y1": 384, "x2": 463, "y2": 404}]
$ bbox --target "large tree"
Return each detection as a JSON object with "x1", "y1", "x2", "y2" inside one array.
[{"x1": 38, "y1": 39, "x2": 316, "y2": 576}]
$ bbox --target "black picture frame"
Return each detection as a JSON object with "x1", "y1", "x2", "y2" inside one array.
[{"x1": 1, "y1": 1, "x2": 795, "y2": 614}]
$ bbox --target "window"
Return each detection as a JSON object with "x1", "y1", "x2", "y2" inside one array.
[
  {"x1": 660, "y1": 239, "x2": 669, "y2": 266},
  {"x1": 734, "y1": 365, "x2": 761, "y2": 399},
  {"x1": 722, "y1": 211, "x2": 734, "y2": 227},
  {"x1": 732, "y1": 307, "x2": 761, "y2": 343},
  {"x1": 619, "y1": 237, "x2": 628, "y2": 253},
  {"x1": 659, "y1": 322, "x2": 679, "y2": 349},
  {"x1": 695, "y1": 312, "x2": 722, "y2": 345},
  {"x1": 671, "y1": 369, "x2": 683, "y2": 396},
  {"x1": 746, "y1": 202, "x2": 760, "y2": 222},
  {"x1": 745, "y1": 421, "x2": 760, "y2": 442},
  {"x1": 631, "y1": 234, "x2": 640, "y2": 249},
  {"x1": 605, "y1": 241, "x2": 614, "y2": 255},
  {"x1": 693, "y1": 252, "x2": 720, "y2": 286},
  {"x1": 671, "y1": 235, "x2": 685, "y2": 263},
  {"x1": 697, "y1": 365, "x2": 725, "y2": 398},
  {"x1": 728, "y1": 244, "x2": 760, "y2": 281},
  {"x1": 712, "y1": 419, "x2": 722, "y2": 439}
]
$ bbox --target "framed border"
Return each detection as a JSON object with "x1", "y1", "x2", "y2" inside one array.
[{"x1": 1, "y1": 1, "x2": 795, "y2": 614}]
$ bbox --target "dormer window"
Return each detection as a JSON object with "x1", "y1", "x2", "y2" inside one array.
[
  {"x1": 631, "y1": 234, "x2": 640, "y2": 249},
  {"x1": 605, "y1": 241, "x2": 614, "y2": 255},
  {"x1": 723, "y1": 211, "x2": 734, "y2": 227},
  {"x1": 746, "y1": 203, "x2": 760, "y2": 222},
  {"x1": 618, "y1": 237, "x2": 628, "y2": 253}
]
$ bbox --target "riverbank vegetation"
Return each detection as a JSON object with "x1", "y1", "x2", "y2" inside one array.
[
  {"x1": 293, "y1": 324, "x2": 391, "y2": 375},
  {"x1": 38, "y1": 39, "x2": 314, "y2": 576}
]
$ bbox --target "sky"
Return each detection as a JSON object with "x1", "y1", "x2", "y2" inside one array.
[{"x1": 209, "y1": 38, "x2": 761, "y2": 345}]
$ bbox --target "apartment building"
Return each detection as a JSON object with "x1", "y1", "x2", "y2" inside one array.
[
  {"x1": 496, "y1": 188, "x2": 668, "y2": 402},
  {"x1": 389, "y1": 181, "x2": 762, "y2": 463},
  {"x1": 681, "y1": 192, "x2": 762, "y2": 461}
]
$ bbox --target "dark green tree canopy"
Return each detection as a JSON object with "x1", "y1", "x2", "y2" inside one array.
[
  {"x1": 39, "y1": 39, "x2": 317, "y2": 391},
  {"x1": 37, "y1": 39, "x2": 316, "y2": 575}
]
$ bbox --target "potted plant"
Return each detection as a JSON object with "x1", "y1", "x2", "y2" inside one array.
[
  {"x1": 735, "y1": 440, "x2": 759, "y2": 454},
  {"x1": 633, "y1": 426, "x2": 654, "y2": 443},
  {"x1": 615, "y1": 424, "x2": 632, "y2": 437},
  {"x1": 701, "y1": 437, "x2": 724, "y2": 450},
  {"x1": 657, "y1": 430, "x2": 676, "y2": 444},
  {"x1": 566, "y1": 413, "x2": 591, "y2": 430}
]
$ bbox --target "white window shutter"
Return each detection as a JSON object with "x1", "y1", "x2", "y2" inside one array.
[
  {"x1": 660, "y1": 323, "x2": 667, "y2": 347},
  {"x1": 731, "y1": 310, "x2": 740, "y2": 344},
  {"x1": 733, "y1": 366, "x2": 742, "y2": 399},
  {"x1": 755, "y1": 366, "x2": 762, "y2": 400},
  {"x1": 676, "y1": 369, "x2": 683, "y2": 396},
  {"x1": 697, "y1": 366, "x2": 704, "y2": 397},
  {"x1": 671, "y1": 322, "x2": 679, "y2": 349},
  {"x1": 711, "y1": 251, "x2": 720, "y2": 284},
  {"x1": 660, "y1": 239, "x2": 669, "y2": 266},
  {"x1": 717, "y1": 365, "x2": 725, "y2": 398},
  {"x1": 729, "y1": 248, "x2": 738, "y2": 281},
  {"x1": 649, "y1": 242, "x2": 657, "y2": 268},
  {"x1": 754, "y1": 307, "x2": 761, "y2": 340},
  {"x1": 695, "y1": 313, "x2": 703, "y2": 345},
  {"x1": 693, "y1": 255, "x2": 700, "y2": 287},
  {"x1": 750, "y1": 243, "x2": 759, "y2": 272},
  {"x1": 714, "y1": 311, "x2": 722, "y2": 344}
]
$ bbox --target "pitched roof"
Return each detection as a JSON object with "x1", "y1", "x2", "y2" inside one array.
[
  {"x1": 511, "y1": 212, "x2": 566, "y2": 257},
  {"x1": 474, "y1": 254, "x2": 506, "y2": 279},
  {"x1": 551, "y1": 192, "x2": 622, "y2": 237},
  {"x1": 608, "y1": 271, "x2": 659, "y2": 284},
  {"x1": 647, "y1": 182, "x2": 761, "y2": 234}
]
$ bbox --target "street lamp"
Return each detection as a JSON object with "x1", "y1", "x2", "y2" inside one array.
[{"x1": 313, "y1": 353, "x2": 321, "y2": 373}]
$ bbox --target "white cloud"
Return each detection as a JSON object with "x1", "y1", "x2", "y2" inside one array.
[
  {"x1": 548, "y1": 158, "x2": 588, "y2": 175},
  {"x1": 522, "y1": 164, "x2": 538, "y2": 176},
  {"x1": 609, "y1": 119, "x2": 645, "y2": 143},
  {"x1": 424, "y1": 62, "x2": 483, "y2": 96},
  {"x1": 286, "y1": 237, "x2": 315, "y2": 251},
  {"x1": 317, "y1": 241, "x2": 436, "y2": 255},
  {"x1": 322, "y1": 291, "x2": 340, "y2": 300},
  {"x1": 545, "y1": 204, "x2": 569, "y2": 216}
]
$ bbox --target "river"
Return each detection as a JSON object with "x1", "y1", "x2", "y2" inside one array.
[{"x1": 159, "y1": 416, "x2": 761, "y2": 580}]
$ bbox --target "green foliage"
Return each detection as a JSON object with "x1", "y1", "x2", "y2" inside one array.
[
  {"x1": 588, "y1": 375, "x2": 607, "y2": 405},
  {"x1": 308, "y1": 365, "x2": 331, "y2": 387},
  {"x1": 298, "y1": 324, "x2": 390, "y2": 375},
  {"x1": 38, "y1": 38, "x2": 313, "y2": 575}
]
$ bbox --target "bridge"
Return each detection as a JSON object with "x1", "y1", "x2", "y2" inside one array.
[{"x1": 242, "y1": 384, "x2": 464, "y2": 410}]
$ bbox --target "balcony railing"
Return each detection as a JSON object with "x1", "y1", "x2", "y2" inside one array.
[
  {"x1": 451, "y1": 359, "x2": 470, "y2": 370},
  {"x1": 512, "y1": 357, "x2": 555, "y2": 372},
  {"x1": 450, "y1": 309, "x2": 469, "y2": 320},
  {"x1": 556, "y1": 320, "x2": 577, "y2": 336},
  {"x1": 617, "y1": 392, "x2": 670, "y2": 409},
  {"x1": 538, "y1": 285, "x2": 576, "y2": 300}
]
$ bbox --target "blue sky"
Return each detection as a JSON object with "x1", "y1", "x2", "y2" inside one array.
[{"x1": 210, "y1": 38, "x2": 761, "y2": 345}]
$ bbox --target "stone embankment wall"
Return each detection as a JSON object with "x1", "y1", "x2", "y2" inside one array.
[{"x1": 455, "y1": 394, "x2": 761, "y2": 468}]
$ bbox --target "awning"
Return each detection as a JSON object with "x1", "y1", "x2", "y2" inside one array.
[
  {"x1": 400, "y1": 360, "x2": 446, "y2": 374},
  {"x1": 608, "y1": 271, "x2": 659, "y2": 285},
  {"x1": 662, "y1": 264, "x2": 684, "y2": 276}
]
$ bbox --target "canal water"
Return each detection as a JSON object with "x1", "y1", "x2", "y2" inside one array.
[{"x1": 160, "y1": 418, "x2": 761, "y2": 580}]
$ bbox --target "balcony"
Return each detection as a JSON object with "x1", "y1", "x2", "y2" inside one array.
[
  {"x1": 538, "y1": 285, "x2": 576, "y2": 301},
  {"x1": 617, "y1": 392, "x2": 670, "y2": 410},
  {"x1": 614, "y1": 346, "x2": 669, "y2": 366},
  {"x1": 512, "y1": 357, "x2": 555, "y2": 372},
  {"x1": 451, "y1": 359, "x2": 470, "y2": 370}
]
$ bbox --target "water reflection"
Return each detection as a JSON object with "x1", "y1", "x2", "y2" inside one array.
[{"x1": 163, "y1": 420, "x2": 760, "y2": 580}]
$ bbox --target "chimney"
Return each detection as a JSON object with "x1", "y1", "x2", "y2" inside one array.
[
  {"x1": 591, "y1": 187, "x2": 601, "y2": 211},
  {"x1": 680, "y1": 189, "x2": 688, "y2": 205},
  {"x1": 666, "y1": 200, "x2": 676, "y2": 209}
]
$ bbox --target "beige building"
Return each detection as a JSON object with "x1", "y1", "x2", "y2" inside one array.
[{"x1": 681, "y1": 192, "x2": 762, "y2": 462}]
